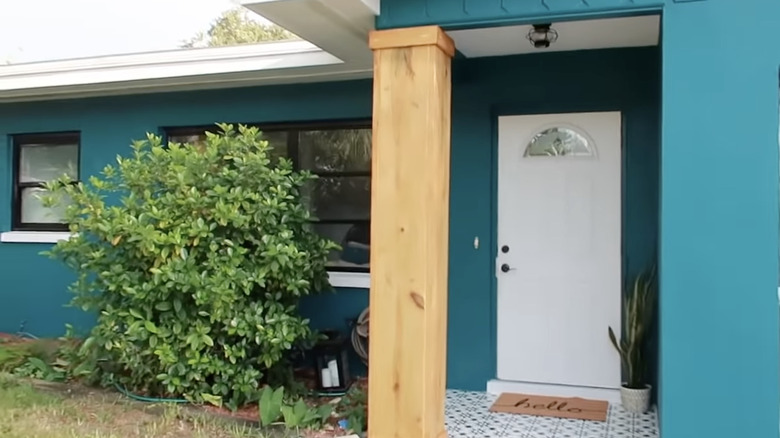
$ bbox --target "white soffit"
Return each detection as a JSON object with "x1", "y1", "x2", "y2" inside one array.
[
  {"x1": 239, "y1": 0, "x2": 377, "y2": 64},
  {"x1": 448, "y1": 15, "x2": 660, "y2": 58}
]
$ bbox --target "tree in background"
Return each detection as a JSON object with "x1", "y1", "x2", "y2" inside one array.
[{"x1": 182, "y1": 8, "x2": 298, "y2": 48}]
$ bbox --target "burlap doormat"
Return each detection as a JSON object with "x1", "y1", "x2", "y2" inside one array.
[{"x1": 489, "y1": 393, "x2": 608, "y2": 422}]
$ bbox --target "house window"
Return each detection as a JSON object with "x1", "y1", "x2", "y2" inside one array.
[
  {"x1": 524, "y1": 126, "x2": 594, "y2": 157},
  {"x1": 165, "y1": 122, "x2": 371, "y2": 272},
  {"x1": 12, "y1": 133, "x2": 80, "y2": 231}
]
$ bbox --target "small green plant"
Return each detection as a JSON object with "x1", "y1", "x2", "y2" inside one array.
[
  {"x1": 0, "y1": 343, "x2": 32, "y2": 372},
  {"x1": 56, "y1": 325, "x2": 101, "y2": 382},
  {"x1": 338, "y1": 385, "x2": 367, "y2": 433},
  {"x1": 258, "y1": 385, "x2": 332, "y2": 430},
  {"x1": 281, "y1": 399, "x2": 332, "y2": 428},
  {"x1": 259, "y1": 386, "x2": 285, "y2": 427},
  {"x1": 42, "y1": 124, "x2": 338, "y2": 409},
  {"x1": 608, "y1": 266, "x2": 657, "y2": 389},
  {"x1": 14, "y1": 357, "x2": 66, "y2": 382},
  {"x1": 0, "y1": 338, "x2": 69, "y2": 382}
]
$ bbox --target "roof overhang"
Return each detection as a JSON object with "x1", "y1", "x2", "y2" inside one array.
[
  {"x1": 239, "y1": 0, "x2": 377, "y2": 64},
  {"x1": 0, "y1": 0, "x2": 379, "y2": 103}
]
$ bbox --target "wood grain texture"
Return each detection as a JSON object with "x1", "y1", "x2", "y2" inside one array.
[
  {"x1": 369, "y1": 26, "x2": 455, "y2": 57},
  {"x1": 367, "y1": 26, "x2": 453, "y2": 438}
]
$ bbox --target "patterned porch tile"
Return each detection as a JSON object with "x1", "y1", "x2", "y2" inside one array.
[{"x1": 445, "y1": 390, "x2": 659, "y2": 438}]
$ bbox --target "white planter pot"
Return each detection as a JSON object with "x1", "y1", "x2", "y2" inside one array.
[{"x1": 620, "y1": 384, "x2": 652, "y2": 414}]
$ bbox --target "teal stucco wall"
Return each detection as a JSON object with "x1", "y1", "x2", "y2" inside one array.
[
  {"x1": 0, "y1": 47, "x2": 660, "y2": 393},
  {"x1": 660, "y1": 1, "x2": 780, "y2": 437},
  {"x1": 379, "y1": 0, "x2": 780, "y2": 435},
  {"x1": 0, "y1": 80, "x2": 373, "y2": 338},
  {"x1": 447, "y1": 46, "x2": 660, "y2": 390}
]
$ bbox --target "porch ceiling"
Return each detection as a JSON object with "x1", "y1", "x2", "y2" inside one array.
[{"x1": 447, "y1": 15, "x2": 660, "y2": 58}]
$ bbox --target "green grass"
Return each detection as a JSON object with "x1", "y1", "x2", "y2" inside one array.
[{"x1": 0, "y1": 374, "x2": 301, "y2": 438}]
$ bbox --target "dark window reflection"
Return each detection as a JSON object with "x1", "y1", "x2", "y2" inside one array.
[{"x1": 165, "y1": 124, "x2": 372, "y2": 272}]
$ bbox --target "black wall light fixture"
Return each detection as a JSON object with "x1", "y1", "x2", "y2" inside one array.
[{"x1": 527, "y1": 23, "x2": 559, "y2": 48}]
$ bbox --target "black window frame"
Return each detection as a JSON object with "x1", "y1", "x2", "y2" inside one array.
[
  {"x1": 163, "y1": 120, "x2": 372, "y2": 273},
  {"x1": 12, "y1": 132, "x2": 81, "y2": 232}
]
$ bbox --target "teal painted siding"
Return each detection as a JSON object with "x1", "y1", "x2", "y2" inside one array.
[
  {"x1": 0, "y1": 48, "x2": 660, "y2": 393},
  {"x1": 378, "y1": 0, "x2": 665, "y2": 30},
  {"x1": 447, "y1": 46, "x2": 660, "y2": 390},
  {"x1": 660, "y1": 1, "x2": 780, "y2": 437},
  {"x1": 0, "y1": 80, "x2": 373, "y2": 338}
]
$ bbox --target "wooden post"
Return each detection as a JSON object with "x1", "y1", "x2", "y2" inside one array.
[{"x1": 367, "y1": 26, "x2": 454, "y2": 438}]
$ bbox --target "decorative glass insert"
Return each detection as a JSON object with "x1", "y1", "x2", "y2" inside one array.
[{"x1": 524, "y1": 127, "x2": 594, "y2": 157}]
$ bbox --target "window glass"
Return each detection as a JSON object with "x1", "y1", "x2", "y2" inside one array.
[
  {"x1": 524, "y1": 127, "x2": 593, "y2": 157},
  {"x1": 312, "y1": 222, "x2": 370, "y2": 268},
  {"x1": 169, "y1": 130, "x2": 289, "y2": 160},
  {"x1": 19, "y1": 143, "x2": 78, "y2": 182},
  {"x1": 20, "y1": 187, "x2": 69, "y2": 224},
  {"x1": 165, "y1": 123, "x2": 371, "y2": 272},
  {"x1": 298, "y1": 127, "x2": 371, "y2": 272},
  {"x1": 305, "y1": 176, "x2": 371, "y2": 221},
  {"x1": 168, "y1": 134, "x2": 206, "y2": 148},
  {"x1": 14, "y1": 134, "x2": 80, "y2": 231},
  {"x1": 299, "y1": 129, "x2": 371, "y2": 172}
]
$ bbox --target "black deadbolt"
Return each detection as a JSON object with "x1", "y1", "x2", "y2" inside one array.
[
  {"x1": 501, "y1": 245, "x2": 510, "y2": 253},
  {"x1": 501, "y1": 264, "x2": 511, "y2": 273}
]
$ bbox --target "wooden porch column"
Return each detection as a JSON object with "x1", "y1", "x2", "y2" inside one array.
[{"x1": 367, "y1": 26, "x2": 454, "y2": 438}]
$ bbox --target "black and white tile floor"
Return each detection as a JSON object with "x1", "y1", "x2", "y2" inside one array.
[{"x1": 445, "y1": 390, "x2": 658, "y2": 438}]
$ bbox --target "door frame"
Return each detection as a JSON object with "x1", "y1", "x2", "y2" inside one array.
[{"x1": 487, "y1": 106, "x2": 626, "y2": 396}]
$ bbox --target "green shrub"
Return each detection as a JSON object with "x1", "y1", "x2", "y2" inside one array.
[{"x1": 43, "y1": 124, "x2": 337, "y2": 409}]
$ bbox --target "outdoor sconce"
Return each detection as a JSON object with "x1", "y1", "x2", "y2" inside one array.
[
  {"x1": 527, "y1": 23, "x2": 558, "y2": 49},
  {"x1": 313, "y1": 330, "x2": 352, "y2": 394}
]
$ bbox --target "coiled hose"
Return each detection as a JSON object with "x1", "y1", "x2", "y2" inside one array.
[{"x1": 351, "y1": 307, "x2": 369, "y2": 366}]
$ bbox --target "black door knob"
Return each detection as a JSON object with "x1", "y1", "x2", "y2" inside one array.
[
  {"x1": 501, "y1": 264, "x2": 511, "y2": 273},
  {"x1": 501, "y1": 245, "x2": 510, "y2": 253}
]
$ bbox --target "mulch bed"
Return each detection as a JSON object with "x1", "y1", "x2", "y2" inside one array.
[{"x1": 0, "y1": 333, "x2": 32, "y2": 344}]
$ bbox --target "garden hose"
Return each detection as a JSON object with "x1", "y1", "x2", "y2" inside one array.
[
  {"x1": 112, "y1": 381, "x2": 189, "y2": 404},
  {"x1": 14, "y1": 327, "x2": 189, "y2": 404},
  {"x1": 351, "y1": 308, "x2": 369, "y2": 366}
]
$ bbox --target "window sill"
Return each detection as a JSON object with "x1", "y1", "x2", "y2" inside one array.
[
  {"x1": 0, "y1": 231, "x2": 73, "y2": 243},
  {"x1": 328, "y1": 271, "x2": 370, "y2": 289},
  {"x1": 0, "y1": 232, "x2": 370, "y2": 287}
]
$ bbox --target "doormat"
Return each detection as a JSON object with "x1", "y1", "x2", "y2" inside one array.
[{"x1": 489, "y1": 393, "x2": 608, "y2": 422}]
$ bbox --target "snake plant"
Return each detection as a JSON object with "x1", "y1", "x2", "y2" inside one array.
[{"x1": 608, "y1": 266, "x2": 657, "y2": 389}]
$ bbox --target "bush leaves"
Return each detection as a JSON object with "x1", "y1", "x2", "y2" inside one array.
[{"x1": 42, "y1": 124, "x2": 337, "y2": 409}]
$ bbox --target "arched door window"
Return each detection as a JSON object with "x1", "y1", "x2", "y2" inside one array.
[{"x1": 524, "y1": 126, "x2": 594, "y2": 157}]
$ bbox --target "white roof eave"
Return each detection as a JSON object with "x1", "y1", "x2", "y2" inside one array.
[
  {"x1": 0, "y1": 0, "x2": 379, "y2": 102},
  {"x1": 239, "y1": 0, "x2": 377, "y2": 65}
]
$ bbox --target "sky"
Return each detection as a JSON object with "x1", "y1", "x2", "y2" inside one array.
[{"x1": 0, "y1": 0, "x2": 270, "y2": 64}]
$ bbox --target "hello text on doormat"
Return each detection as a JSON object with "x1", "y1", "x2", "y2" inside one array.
[{"x1": 489, "y1": 393, "x2": 608, "y2": 422}]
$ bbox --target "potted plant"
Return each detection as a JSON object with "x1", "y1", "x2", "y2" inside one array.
[{"x1": 608, "y1": 266, "x2": 657, "y2": 414}]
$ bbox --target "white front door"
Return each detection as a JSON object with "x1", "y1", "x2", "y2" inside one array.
[{"x1": 496, "y1": 112, "x2": 622, "y2": 391}]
